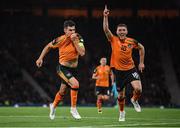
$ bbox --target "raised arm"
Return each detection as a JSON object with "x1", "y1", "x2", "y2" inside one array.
[
  {"x1": 103, "y1": 5, "x2": 113, "y2": 41},
  {"x1": 137, "y1": 43, "x2": 145, "y2": 73}
]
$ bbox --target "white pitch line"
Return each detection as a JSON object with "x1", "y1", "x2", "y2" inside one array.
[
  {"x1": 0, "y1": 115, "x2": 179, "y2": 121},
  {"x1": 105, "y1": 122, "x2": 180, "y2": 127},
  {"x1": 0, "y1": 116, "x2": 180, "y2": 128}
]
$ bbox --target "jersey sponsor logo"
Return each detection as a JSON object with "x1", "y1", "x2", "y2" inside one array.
[
  {"x1": 121, "y1": 45, "x2": 127, "y2": 51},
  {"x1": 132, "y1": 72, "x2": 139, "y2": 79},
  {"x1": 96, "y1": 91, "x2": 100, "y2": 95}
]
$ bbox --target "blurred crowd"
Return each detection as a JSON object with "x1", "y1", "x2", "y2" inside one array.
[{"x1": 0, "y1": 14, "x2": 179, "y2": 107}]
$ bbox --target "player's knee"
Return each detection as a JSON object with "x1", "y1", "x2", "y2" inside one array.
[
  {"x1": 134, "y1": 88, "x2": 142, "y2": 94},
  {"x1": 134, "y1": 87, "x2": 142, "y2": 93},
  {"x1": 118, "y1": 95, "x2": 125, "y2": 101},
  {"x1": 104, "y1": 95, "x2": 109, "y2": 100},
  {"x1": 134, "y1": 84, "x2": 142, "y2": 92},
  {"x1": 71, "y1": 85, "x2": 79, "y2": 91}
]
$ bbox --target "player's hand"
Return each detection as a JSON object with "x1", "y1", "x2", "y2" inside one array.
[
  {"x1": 36, "y1": 59, "x2": 43, "y2": 68},
  {"x1": 70, "y1": 33, "x2": 78, "y2": 42},
  {"x1": 138, "y1": 63, "x2": 145, "y2": 73},
  {"x1": 103, "y1": 5, "x2": 109, "y2": 16}
]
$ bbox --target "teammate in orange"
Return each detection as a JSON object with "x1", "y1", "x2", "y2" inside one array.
[
  {"x1": 36, "y1": 20, "x2": 85, "y2": 120},
  {"x1": 92, "y1": 57, "x2": 114, "y2": 113},
  {"x1": 103, "y1": 5, "x2": 145, "y2": 121}
]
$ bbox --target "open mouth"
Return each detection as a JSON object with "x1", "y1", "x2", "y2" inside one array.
[{"x1": 120, "y1": 34, "x2": 125, "y2": 36}]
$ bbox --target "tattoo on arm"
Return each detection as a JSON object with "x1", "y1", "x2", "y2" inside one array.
[{"x1": 105, "y1": 31, "x2": 112, "y2": 41}]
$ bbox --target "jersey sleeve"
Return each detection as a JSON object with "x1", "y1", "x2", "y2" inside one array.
[
  {"x1": 49, "y1": 36, "x2": 66, "y2": 49},
  {"x1": 133, "y1": 39, "x2": 139, "y2": 49}
]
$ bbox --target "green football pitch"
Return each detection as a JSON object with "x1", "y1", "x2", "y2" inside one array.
[{"x1": 0, "y1": 106, "x2": 180, "y2": 127}]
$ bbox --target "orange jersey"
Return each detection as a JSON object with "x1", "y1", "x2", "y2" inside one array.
[
  {"x1": 50, "y1": 35, "x2": 79, "y2": 64},
  {"x1": 110, "y1": 35, "x2": 139, "y2": 70},
  {"x1": 93, "y1": 65, "x2": 111, "y2": 87}
]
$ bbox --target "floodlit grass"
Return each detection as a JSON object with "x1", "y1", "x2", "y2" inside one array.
[{"x1": 0, "y1": 106, "x2": 180, "y2": 127}]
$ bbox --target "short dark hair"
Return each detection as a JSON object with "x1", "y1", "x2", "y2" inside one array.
[
  {"x1": 63, "y1": 20, "x2": 76, "y2": 28},
  {"x1": 117, "y1": 24, "x2": 127, "y2": 29}
]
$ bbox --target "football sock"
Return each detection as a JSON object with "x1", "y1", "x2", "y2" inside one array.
[
  {"x1": 132, "y1": 90, "x2": 141, "y2": 101},
  {"x1": 97, "y1": 97, "x2": 102, "y2": 110},
  {"x1": 53, "y1": 92, "x2": 64, "y2": 108},
  {"x1": 118, "y1": 96, "x2": 125, "y2": 112},
  {"x1": 71, "y1": 85, "x2": 79, "y2": 108}
]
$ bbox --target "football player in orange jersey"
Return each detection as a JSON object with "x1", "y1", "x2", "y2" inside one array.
[
  {"x1": 103, "y1": 5, "x2": 145, "y2": 121},
  {"x1": 92, "y1": 57, "x2": 114, "y2": 113},
  {"x1": 36, "y1": 20, "x2": 85, "y2": 120}
]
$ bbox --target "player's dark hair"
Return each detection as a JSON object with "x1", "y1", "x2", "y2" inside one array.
[
  {"x1": 63, "y1": 20, "x2": 76, "y2": 28},
  {"x1": 117, "y1": 24, "x2": 127, "y2": 29}
]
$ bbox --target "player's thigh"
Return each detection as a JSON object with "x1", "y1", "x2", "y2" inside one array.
[
  {"x1": 131, "y1": 80, "x2": 142, "y2": 91},
  {"x1": 57, "y1": 64, "x2": 78, "y2": 87},
  {"x1": 69, "y1": 77, "x2": 79, "y2": 87},
  {"x1": 97, "y1": 94, "x2": 103, "y2": 99}
]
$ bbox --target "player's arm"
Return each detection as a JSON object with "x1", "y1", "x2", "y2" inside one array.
[
  {"x1": 110, "y1": 69, "x2": 115, "y2": 86},
  {"x1": 137, "y1": 43, "x2": 145, "y2": 72},
  {"x1": 103, "y1": 5, "x2": 113, "y2": 42},
  {"x1": 92, "y1": 73, "x2": 99, "y2": 80},
  {"x1": 71, "y1": 33, "x2": 85, "y2": 56},
  {"x1": 92, "y1": 69, "x2": 99, "y2": 80},
  {"x1": 36, "y1": 39, "x2": 58, "y2": 68}
]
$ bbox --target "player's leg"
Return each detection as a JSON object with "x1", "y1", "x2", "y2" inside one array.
[
  {"x1": 49, "y1": 83, "x2": 67, "y2": 120},
  {"x1": 96, "y1": 94, "x2": 103, "y2": 113},
  {"x1": 69, "y1": 77, "x2": 81, "y2": 119},
  {"x1": 114, "y1": 69, "x2": 126, "y2": 121},
  {"x1": 96, "y1": 87, "x2": 109, "y2": 113},
  {"x1": 53, "y1": 84, "x2": 67, "y2": 108},
  {"x1": 101, "y1": 87, "x2": 110, "y2": 102},
  {"x1": 117, "y1": 88, "x2": 126, "y2": 121},
  {"x1": 131, "y1": 80, "x2": 142, "y2": 112},
  {"x1": 56, "y1": 64, "x2": 81, "y2": 119}
]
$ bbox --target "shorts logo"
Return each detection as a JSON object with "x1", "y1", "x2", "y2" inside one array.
[
  {"x1": 132, "y1": 72, "x2": 139, "y2": 79},
  {"x1": 66, "y1": 73, "x2": 71, "y2": 77},
  {"x1": 107, "y1": 90, "x2": 110, "y2": 95}
]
